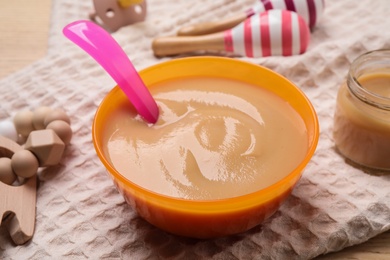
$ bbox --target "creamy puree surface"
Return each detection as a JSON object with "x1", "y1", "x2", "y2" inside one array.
[
  {"x1": 334, "y1": 72, "x2": 390, "y2": 169},
  {"x1": 103, "y1": 77, "x2": 308, "y2": 200}
]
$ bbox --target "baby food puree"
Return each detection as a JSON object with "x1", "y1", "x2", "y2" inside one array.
[
  {"x1": 102, "y1": 76, "x2": 308, "y2": 200},
  {"x1": 334, "y1": 72, "x2": 390, "y2": 169}
]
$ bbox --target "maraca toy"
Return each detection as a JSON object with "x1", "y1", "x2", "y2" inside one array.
[
  {"x1": 177, "y1": 0, "x2": 324, "y2": 36},
  {"x1": 152, "y1": 10, "x2": 310, "y2": 58}
]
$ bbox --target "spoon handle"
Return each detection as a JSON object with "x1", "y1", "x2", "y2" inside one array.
[{"x1": 63, "y1": 20, "x2": 159, "y2": 123}]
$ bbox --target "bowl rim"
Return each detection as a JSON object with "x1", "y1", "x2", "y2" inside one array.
[{"x1": 92, "y1": 56, "x2": 319, "y2": 212}]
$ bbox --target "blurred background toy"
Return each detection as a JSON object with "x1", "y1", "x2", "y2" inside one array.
[
  {"x1": 153, "y1": 10, "x2": 310, "y2": 58},
  {"x1": 90, "y1": 0, "x2": 147, "y2": 32},
  {"x1": 177, "y1": 0, "x2": 324, "y2": 36}
]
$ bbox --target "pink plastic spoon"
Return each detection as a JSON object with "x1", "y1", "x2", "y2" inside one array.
[{"x1": 63, "y1": 20, "x2": 159, "y2": 124}]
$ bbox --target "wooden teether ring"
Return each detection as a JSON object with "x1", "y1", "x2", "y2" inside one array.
[
  {"x1": 0, "y1": 107, "x2": 72, "y2": 245},
  {"x1": 0, "y1": 136, "x2": 37, "y2": 245}
]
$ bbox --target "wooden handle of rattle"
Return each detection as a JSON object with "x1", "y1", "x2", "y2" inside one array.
[
  {"x1": 177, "y1": 13, "x2": 247, "y2": 36},
  {"x1": 152, "y1": 32, "x2": 225, "y2": 57}
]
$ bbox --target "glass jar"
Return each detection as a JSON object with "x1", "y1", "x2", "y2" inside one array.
[{"x1": 333, "y1": 49, "x2": 390, "y2": 171}]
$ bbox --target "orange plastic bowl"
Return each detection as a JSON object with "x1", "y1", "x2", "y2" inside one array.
[{"x1": 92, "y1": 57, "x2": 319, "y2": 239}]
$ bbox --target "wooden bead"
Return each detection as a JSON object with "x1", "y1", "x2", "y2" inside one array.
[
  {"x1": 32, "y1": 106, "x2": 52, "y2": 130},
  {"x1": 46, "y1": 120, "x2": 72, "y2": 145},
  {"x1": 44, "y1": 109, "x2": 71, "y2": 127},
  {"x1": 0, "y1": 120, "x2": 18, "y2": 142},
  {"x1": 11, "y1": 150, "x2": 39, "y2": 178},
  {"x1": 0, "y1": 157, "x2": 17, "y2": 185},
  {"x1": 13, "y1": 110, "x2": 34, "y2": 137},
  {"x1": 24, "y1": 129, "x2": 65, "y2": 167}
]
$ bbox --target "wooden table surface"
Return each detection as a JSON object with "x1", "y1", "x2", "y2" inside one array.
[{"x1": 1, "y1": 1, "x2": 389, "y2": 259}]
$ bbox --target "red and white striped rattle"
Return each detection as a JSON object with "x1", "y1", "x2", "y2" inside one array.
[
  {"x1": 177, "y1": 0, "x2": 324, "y2": 36},
  {"x1": 152, "y1": 10, "x2": 310, "y2": 58}
]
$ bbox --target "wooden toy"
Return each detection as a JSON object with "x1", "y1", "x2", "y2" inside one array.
[
  {"x1": 0, "y1": 107, "x2": 72, "y2": 245},
  {"x1": 25, "y1": 129, "x2": 66, "y2": 167},
  {"x1": 13, "y1": 110, "x2": 34, "y2": 138},
  {"x1": 43, "y1": 109, "x2": 71, "y2": 127},
  {"x1": 0, "y1": 172, "x2": 37, "y2": 245},
  {"x1": 153, "y1": 10, "x2": 310, "y2": 58},
  {"x1": 0, "y1": 157, "x2": 17, "y2": 185},
  {"x1": 89, "y1": 0, "x2": 147, "y2": 32},
  {"x1": 11, "y1": 150, "x2": 39, "y2": 178},
  {"x1": 0, "y1": 136, "x2": 36, "y2": 245},
  {"x1": 32, "y1": 106, "x2": 52, "y2": 130},
  {"x1": 177, "y1": 0, "x2": 324, "y2": 36},
  {"x1": 46, "y1": 120, "x2": 72, "y2": 145}
]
